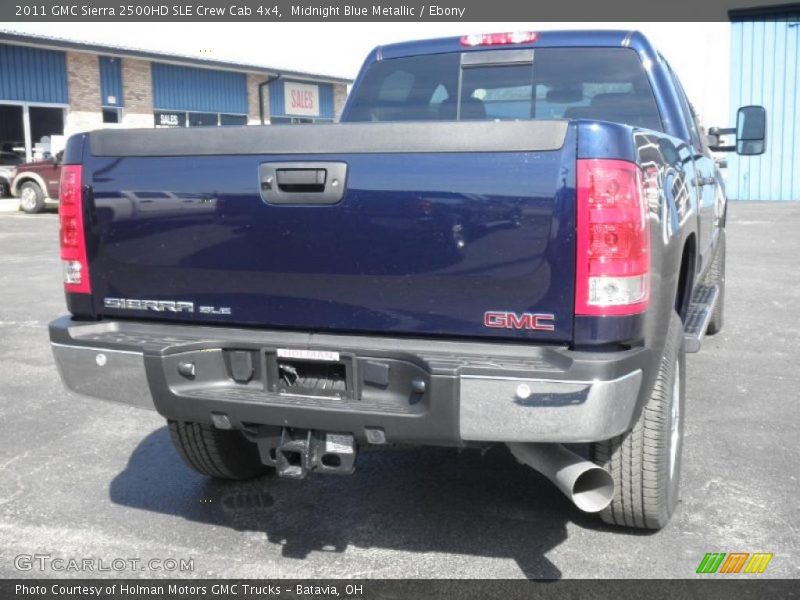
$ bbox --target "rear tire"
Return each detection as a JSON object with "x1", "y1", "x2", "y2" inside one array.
[
  {"x1": 590, "y1": 311, "x2": 685, "y2": 530},
  {"x1": 168, "y1": 420, "x2": 269, "y2": 480},
  {"x1": 18, "y1": 181, "x2": 46, "y2": 214},
  {"x1": 705, "y1": 230, "x2": 725, "y2": 335}
]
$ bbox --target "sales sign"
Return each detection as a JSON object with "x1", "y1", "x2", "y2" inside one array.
[{"x1": 284, "y1": 82, "x2": 320, "y2": 117}]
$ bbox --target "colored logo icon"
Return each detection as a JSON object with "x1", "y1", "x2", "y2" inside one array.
[{"x1": 696, "y1": 552, "x2": 773, "y2": 574}]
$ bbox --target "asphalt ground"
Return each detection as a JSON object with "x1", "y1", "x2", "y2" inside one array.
[{"x1": 0, "y1": 202, "x2": 798, "y2": 579}]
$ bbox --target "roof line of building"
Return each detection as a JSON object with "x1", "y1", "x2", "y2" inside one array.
[
  {"x1": 729, "y1": 2, "x2": 800, "y2": 20},
  {"x1": 0, "y1": 31, "x2": 353, "y2": 85}
]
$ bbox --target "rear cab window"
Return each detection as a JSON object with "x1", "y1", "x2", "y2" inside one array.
[{"x1": 345, "y1": 47, "x2": 663, "y2": 132}]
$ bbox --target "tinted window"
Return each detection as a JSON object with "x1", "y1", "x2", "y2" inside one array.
[
  {"x1": 664, "y1": 59, "x2": 705, "y2": 151},
  {"x1": 135, "y1": 191, "x2": 169, "y2": 199},
  {"x1": 346, "y1": 48, "x2": 662, "y2": 131},
  {"x1": 188, "y1": 112, "x2": 218, "y2": 127},
  {"x1": 220, "y1": 114, "x2": 247, "y2": 126},
  {"x1": 461, "y1": 64, "x2": 533, "y2": 120},
  {"x1": 347, "y1": 53, "x2": 460, "y2": 122},
  {"x1": 102, "y1": 108, "x2": 121, "y2": 124}
]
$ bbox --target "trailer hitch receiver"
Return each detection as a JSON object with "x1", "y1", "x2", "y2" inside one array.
[{"x1": 262, "y1": 428, "x2": 357, "y2": 478}]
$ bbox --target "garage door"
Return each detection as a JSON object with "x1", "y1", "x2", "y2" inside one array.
[
  {"x1": 728, "y1": 17, "x2": 800, "y2": 200},
  {"x1": 151, "y1": 62, "x2": 248, "y2": 127},
  {"x1": 0, "y1": 43, "x2": 68, "y2": 104},
  {"x1": 0, "y1": 43, "x2": 67, "y2": 161}
]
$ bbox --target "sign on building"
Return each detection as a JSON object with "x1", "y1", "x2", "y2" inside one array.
[
  {"x1": 155, "y1": 111, "x2": 186, "y2": 128},
  {"x1": 284, "y1": 82, "x2": 320, "y2": 117}
]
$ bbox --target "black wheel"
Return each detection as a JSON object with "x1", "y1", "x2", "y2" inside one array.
[
  {"x1": 591, "y1": 311, "x2": 685, "y2": 530},
  {"x1": 0, "y1": 180, "x2": 9, "y2": 198},
  {"x1": 18, "y1": 181, "x2": 46, "y2": 214},
  {"x1": 705, "y1": 230, "x2": 725, "y2": 335},
  {"x1": 168, "y1": 420, "x2": 270, "y2": 480}
]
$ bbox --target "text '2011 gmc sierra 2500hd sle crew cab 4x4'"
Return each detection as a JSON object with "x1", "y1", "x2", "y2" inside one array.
[{"x1": 50, "y1": 30, "x2": 766, "y2": 530}]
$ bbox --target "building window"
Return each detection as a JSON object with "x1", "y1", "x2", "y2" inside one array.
[
  {"x1": 154, "y1": 111, "x2": 247, "y2": 128},
  {"x1": 270, "y1": 116, "x2": 333, "y2": 125},
  {"x1": 188, "y1": 112, "x2": 218, "y2": 127},
  {"x1": 102, "y1": 108, "x2": 122, "y2": 124},
  {"x1": 99, "y1": 56, "x2": 124, "y2": 118},
  {"x1": 220, "y1": 114, "x2": 247, "y2": 126}
]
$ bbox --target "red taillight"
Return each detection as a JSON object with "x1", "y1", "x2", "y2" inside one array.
[
  {"x1": 460, "y1": 32, "x2": 538, "y2": 46},
  {"x1": 59, "y1": 165, "x2": 91, "y2": 294},
  {"x1": 575, "y1": 159, "x2": 650, "y2": 316}
]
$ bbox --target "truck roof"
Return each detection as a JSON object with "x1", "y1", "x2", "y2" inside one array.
[{"x1": 377, "y1": 30, "x2": 654, "y2": 61}]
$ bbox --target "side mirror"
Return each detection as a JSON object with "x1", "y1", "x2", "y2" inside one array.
[
  {"x1": 736, "y1": 105, "x2": 766, "y2": 155},
  {"x1": 706, "y1": 128, "x2": 721, "y2": 148},
  {"x1": 706, "y1": 106, "x2": 767, "y2": 155}
]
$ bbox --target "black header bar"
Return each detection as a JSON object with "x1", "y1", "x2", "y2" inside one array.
[
  {"x1": 3, "y1": 579, "x2": 799, "y2": 600},
  {"x1": 1, "y1": 0, "x2": 798, "y2": 21}
]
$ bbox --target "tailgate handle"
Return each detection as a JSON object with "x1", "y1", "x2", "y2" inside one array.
[
  {"x1": 260, "y1": 162, "x2": 347, "y2": 205},
  {"x1": 275, "y1": 168, "x2": 326, "y2": 192}
]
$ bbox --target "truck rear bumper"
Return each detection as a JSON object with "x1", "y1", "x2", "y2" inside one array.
[{"x1": 50, "y1": 316, "x2": 650, "y2": 444}]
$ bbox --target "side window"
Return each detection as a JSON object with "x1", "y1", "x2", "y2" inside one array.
[
  {"x1": 663, "y1": 58, "x2": 703, "y2": 152},
  {"x1": 685, "y1": 99, "x2": 710, "y2": 153},
  {"x1": 676, "y1": 84, "x2": 704, "y2": 152}
]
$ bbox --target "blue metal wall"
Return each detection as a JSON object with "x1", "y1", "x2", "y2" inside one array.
[
  {"x1": 0, "y1": 43, "x2": 68, "y2": 104},
  {"x1": 151, "y1": 63, "x2": 248, "y2": 114},
  {"x1": 728, "y1": 19, "x2": 800, "y2": 200},
  {"x1": 268, "y1": 79, "x2": 334, "y2": 120},
  {"x1": 268, "y1": 78, "x2": 285, "y2": 118},
  {"x1": 99, "y1": 56, "x2": 123, "y2": 107},
  {"x1": 319, "y1": 83, "x2": 334, "y2": 119}
]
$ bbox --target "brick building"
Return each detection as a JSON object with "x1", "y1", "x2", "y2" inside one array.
[{"x1": 0, "y1": 32, "x2": 351, "y2": 162}]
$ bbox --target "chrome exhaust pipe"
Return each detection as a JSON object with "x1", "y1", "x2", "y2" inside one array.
[{"x1": 507, "y1": 443, "x2": 614, "y2": 513}]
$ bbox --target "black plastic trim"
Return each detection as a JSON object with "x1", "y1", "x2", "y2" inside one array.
[
  {"x1": 573, "y1": 314, "x2": 645, "y2": 346},
  {"x1": 63, "y1": 133, "x2": 86, "y2": 166},
  {"x1": 87, "y1": 120, "x2": 569, "y2": 157},
  {"x1": 65, "y1": 293, "x2": 95, "y2": 318}
]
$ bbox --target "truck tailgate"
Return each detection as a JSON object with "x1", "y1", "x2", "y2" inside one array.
[{"x1": 83, "y1": 121, "x2": 577, "y2": 342}]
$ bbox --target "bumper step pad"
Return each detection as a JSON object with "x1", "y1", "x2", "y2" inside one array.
[{"x1": 683, "y1": 284, "x2": 719, "y2": 353}]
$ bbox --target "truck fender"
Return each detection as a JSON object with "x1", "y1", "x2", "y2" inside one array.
[{"x1": 11, "y1": 171, "x2": 50, "y2": 199}]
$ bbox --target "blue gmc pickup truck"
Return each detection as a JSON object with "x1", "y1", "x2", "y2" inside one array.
[{"x1": 50, "y1": 30, "x2": 766, "y2": 530}]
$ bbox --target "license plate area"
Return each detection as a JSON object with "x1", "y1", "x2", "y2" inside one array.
[{"x1": 266, "y1": 348, "x2": 356, "y2": 400}]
